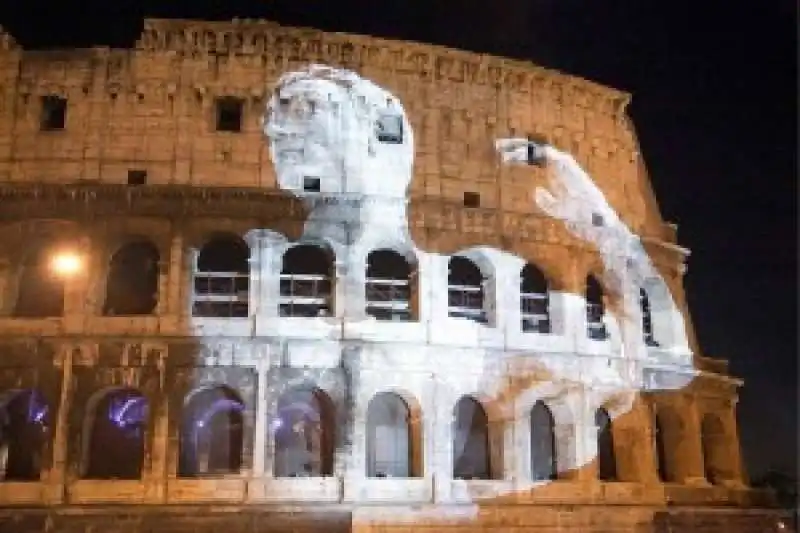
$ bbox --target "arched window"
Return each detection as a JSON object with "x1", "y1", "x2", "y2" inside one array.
[
  {"x1": 0, "y1": 390, "x2": 49, "y2": 481},
  {"x1": 365, "y1": 249, "x2": 414, "y2": 321},
  {"x1": 530, "y1": 401, "x2": 556, "y2": 481},
  {"x1": 447, "y1": 256, "x2": 486, "y2": 324},
  {"x1": 273, "y1": 387, "x2": 335, "y2": 478},
  {"x1": 178, "y1": 386, "x2": 244, "y2": 477},
  {"x1": 84, "y1": 388, "x2": 148, "y2": 479},
  {"x1": 701, "y1": 414, "x2": 727, "y2": 485},
  {"x1": 520, "y1": 263, "x2": 550, "y2": 333},
  {"x1": 14, "y1": 244, "x2": 65, "y2": 317},
  {"x1": 193, "y1": 235, "x2": 250, "y2": 318},
  {"x1": 595, "y1": 408, "x2": 616, "y2": 481},
  {"x1": 103, "y1": 241, "x2": 160, "y2": 316},
  {"x1": 452, "y1": 396, "x2": 491, "y2": 480},
  {"x1": 366, "y1": 392, "x2": 419, "y2": 478},
  {"x1": 280, "y1": 244, "x2": 334, "y2": 317},
  {"x1": 640, "y1": 289, "x2": 659, "y2": 347},
  {"x1": 586, "y1": 275, "x2": 607, "y2": 340}
]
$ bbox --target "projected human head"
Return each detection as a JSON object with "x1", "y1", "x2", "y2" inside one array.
[{"x1": 263, "y1": 64, "x2": 414, "y2": 200}]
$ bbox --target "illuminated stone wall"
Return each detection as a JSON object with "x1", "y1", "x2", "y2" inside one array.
[{"x1": 0, "y1": 19, "x2": 786, "y2": 533}]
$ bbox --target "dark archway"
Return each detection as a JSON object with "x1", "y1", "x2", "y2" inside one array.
[
  {"x1": 452, "y1": 396, "x2": 491, "y2": 480},
  {"x1": 701, "y1": 414, "x2": 727, "y2": 485},
  {"x1": 447, "y1": 256, "x2": 486, "y2": 323},
  {"x1": 530, "y1": 401, "x2": 557, "y2": 481},
  {"x1": 193, "y1": 235, "x2": 250, "y2": 318},
  {"x1": 520, "y1": 263, "x2": 550, "y2": 333},
  {"x1": 595, "y1": 408, "x2": 617, "y2": 481},
  {"x1": 365, "y1": 249, "x2": 414, "y2": 321},
  {"x1": 586, "y1": 275, "x2": 607, "y2": 340},
  {"x1": 14, "y1": 244, "x2": 65, "y2": 317},
  {"x1": 0, "y1": 390, "x2": 50, "y2": 481},
  {"x1": 83, "y1": 388, "x2": 148, "y2": 480},
  {"x1": 273, "y1": 387, "x2": 336, "y2": 477},
  {"x1": 280, "y1": 244, "x2": 334, "y2": 317},
  {"x1": 178, "y1": 386, "x2": 244, "y2": 477},
  {"x1": 366, "y1": 392, "x2": 419, "y2": 478},
  {"x1": 103, "y1": 241, "x2": 160, "y2": 316}
]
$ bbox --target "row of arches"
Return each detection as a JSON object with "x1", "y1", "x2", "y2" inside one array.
[
  {"x1": 9, "y1": 236, "x2": 661, "y2": 345},
  {"x1": 0, "y1": 386, "x2": 729, "y2": 485}
]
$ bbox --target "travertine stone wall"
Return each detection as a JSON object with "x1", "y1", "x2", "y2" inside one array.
[{"x1": 0, "y1": 19, "x2": 779, "y2": 533}]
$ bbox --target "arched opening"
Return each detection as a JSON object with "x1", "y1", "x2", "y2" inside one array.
[
  {"x1": 193, "y1": 235, "x2": 250, "y2": 318},
  {"x1": 84, "y1": 388, "x2": 148, "y2": 479},
  {"x1": 103, "y1": 241, "x2": 160, "y2": 316},
  {"x1": 520, "y1": 263, "x2": 550, "y2": 333},
  {"x1": 530, "y1": 401, "x2": 557, "y2": 481},
  {"x1": 595, "y1": 408, "x2": 616, "y2": 481},
  {"x1": 273, "y1": 387, "x2": 335, "y2": 477},
  {"x1": 586, "y1": 275, "x2": 607, "y2": 340},
  {"x1": 452, "y1": 396, "x2": 491, "y2": 480},
  {"x1": 178, "y1": 386, "x2": 244, "y2": 477},
  {"x1": 365, "y1": 249, "x2": 414, "y2": 321},
  {"x1": 366, "y1": 392, "x2": 419, "y2": 478},
  {"x1": 447, "y1": 256, "x2": 487, "y2": 324},
  {"x1": 13, "y1": 244, "x2": 65, "y2": 317},
  {"x1": 640, "y1": 289, "x2": 659, "y2": 347},
  {"x1": 701, "y1": 414, "x2": 727, "y2": 485},
  {"x1": 654, "y1": 412, "x2": 669, "y2": 482},
  {"x1": 0, "y1": 390, "x2": 49, "y2": 481},
  {"x1": 279, "y1": 244, "x2": 334, "y2": 317}
]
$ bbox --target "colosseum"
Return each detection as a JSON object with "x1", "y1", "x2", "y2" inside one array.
[{"x1": 0, "y1": 17, "x2": 789, "y2": 533}]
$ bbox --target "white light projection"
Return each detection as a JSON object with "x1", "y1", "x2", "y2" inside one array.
[{"x1": 260, "y1": 64, "x2": 697, "y2": 519}]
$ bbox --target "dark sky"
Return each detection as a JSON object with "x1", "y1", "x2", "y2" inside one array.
[{"x1": 1, "y1": 0, "x2": 796, "y2": 478}]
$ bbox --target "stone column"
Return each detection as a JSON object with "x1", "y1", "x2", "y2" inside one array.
[
  {"x1": 43, "y1": 344, "x2": 75, "y2": 504},
  {"x1": 145, "y1": 366, "x2": 169, "y2": 503},
  {"x1": 0, "y1": 258, "x2": 11, "y2": 315},
  {"x1": 679, "y1": 397, "x2": 708, "y2": 485},
  {"x1": 251, "y1": 361, "x2": 268, "y2": 476},
  {"x1": 62, "y1": 236, "x2": 92, "y2": 334},
  {"x1": 719, "y1": 402, "x2": 746, "y2": 487},
  {"x1": 164, "y1": 231, "x2": 185, "y2": 327}
]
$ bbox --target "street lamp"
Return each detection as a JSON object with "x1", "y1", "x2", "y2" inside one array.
[{"x1": 50, "y1": 251, "x2": 82, "y2": 278}]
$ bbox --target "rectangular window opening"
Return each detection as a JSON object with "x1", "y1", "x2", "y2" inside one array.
[
  {"x1": 127, "y1": 170, "x2": 147, "y2": 186},
  {"x1": 376, "y1": 113, "x2": 403, "y2": 144},
  {"x1": 303, "y1": 177, "x2": 321, "y2": 192},
  {"x1": 463, "y1": 191, "x2": 481, "y2": 208},
  {"x1": 40, "y1": 95, "x2": 67, "y2": 131},
  {"x1": 215, "y1": 97, "x2": 244, "y2": 132}
]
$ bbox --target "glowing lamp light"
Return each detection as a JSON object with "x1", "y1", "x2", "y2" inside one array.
[{"x1": 50, "y1": 251, "x2": 82, "y2": 277}]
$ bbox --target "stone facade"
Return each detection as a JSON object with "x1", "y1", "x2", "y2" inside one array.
[{"x1": 0, "y1": 18, "x2": 789, "y2": 533}]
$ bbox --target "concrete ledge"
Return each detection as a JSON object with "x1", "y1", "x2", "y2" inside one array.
[
  {"x1": 167, "y1": 478, "x2": 247, "y2": 503},
  {"x1": 67, "y1": 479, "x2": 147, "y2": 504}
]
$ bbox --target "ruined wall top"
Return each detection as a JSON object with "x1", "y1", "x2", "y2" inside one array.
[
  {"x1": 0, "y1": 26, "x2": 18, "y2": 52},
  {"x1": 132, "y1": 18, "x2": 631, "y2": 111}
]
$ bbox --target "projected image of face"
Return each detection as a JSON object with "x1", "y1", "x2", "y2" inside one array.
[{"x1": 264, "y1": 64, "x2": 414, "y2": 200}]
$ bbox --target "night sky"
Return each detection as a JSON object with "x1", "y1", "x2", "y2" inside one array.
[{"x1": 1, "y1": 0, "x2": 796, "y2": 479}]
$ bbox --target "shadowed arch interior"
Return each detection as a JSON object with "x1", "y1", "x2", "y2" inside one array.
[
  {"x1": 447, "y1": 256, "x2": 487, "y2": 323},
  {"x1": 0, "y1": 389, "x2": 50, "y2": 481},
  {"x1": 520, "y1": 263, "x2": 551, "y2": 334},
  {"x1": 366, "y1": 392, "x2": 420, "y2": 478},
  {"x1": 365, "y1": 248, "x2": 415, "y2": 321},
  {"x1": 193, "y1": 235, "x2": 250, "y2": 318},
  {"x1": 595, "y1": 407, "x2": 617, "y2": 481},
  {"x1": 103, "y1": 240, "x2": 160, "y2": 316},
  {"x1": 178, "y1": 385, "x2": 245, "y2": 477},
  {"x1": 701, "y1": 414, "x2": 728, "y2": 485},
  {"x1": 83, "y1": 388, "x2": 148, "y2": 480},
  {"x1": 280, "y1": 244, "x2": 334, "y2": 317},
  {"x1": 273, "y1": 386, "x2": 335, "y2": 477},
  {"x1": 452, "y1": 396, "x2": 491, "y2": 480},
  {"x1": 13, "y1": 243, "x2": 65, "y2": 318},
  {"x1": 586, "y1": 275, "x2": 607, "y2": 340},
  {"x1": 530, "y1": 400, "x2": 557, "y2": 481}
]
